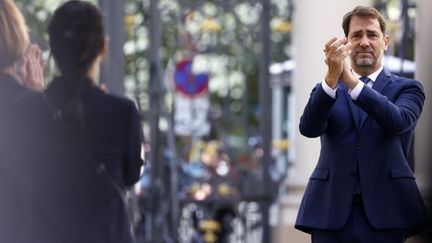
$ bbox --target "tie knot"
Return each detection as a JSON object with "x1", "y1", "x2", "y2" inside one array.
[{"x1": 360, "y1": 76, "x2": 370, "y2": 83}]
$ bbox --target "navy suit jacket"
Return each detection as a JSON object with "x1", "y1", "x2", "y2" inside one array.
[{"x1": 295, "y1": 68, "x2": 429, "y2": 235}]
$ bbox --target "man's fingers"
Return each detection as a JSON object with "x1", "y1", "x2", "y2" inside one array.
[
  {"x1": 345, "y1": 42, "x2": 352, "y2": 53},
  {"x1": 324, "y1": 37, "x2": 338, "y2": 52},
  {"x1": 329, "y1": 37, "x2": 347, "y2": 50},
  {"x1": 325, "y1": 37, "x2": 349, "y2": 55},
  {"x1": 344, "y1": 48, "x2": 352, "y2": 57},
  {"x1": 325, "y1": 37, "x2": 346, "y2": 52},
  {"x1": 335, "y1": 44, "x2": 346, "y2": 53}
]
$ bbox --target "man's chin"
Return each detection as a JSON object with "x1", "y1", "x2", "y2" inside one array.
[{"x1": 355, "y1": 58, "x2": 375, "y2": 67}]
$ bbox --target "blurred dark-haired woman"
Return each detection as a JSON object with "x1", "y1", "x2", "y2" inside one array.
[{"x1": 22, "y1": 1, "x2": 143, "y2": 242}]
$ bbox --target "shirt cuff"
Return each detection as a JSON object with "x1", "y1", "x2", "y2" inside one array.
[
  {"x1": 321, "y1": 80, "x2": 337, "y2": 99},
  {"x1": 349, "y1": 81, "x2": 365, "y2": 100}
]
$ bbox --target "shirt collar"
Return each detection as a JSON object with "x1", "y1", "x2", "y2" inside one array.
[{"x1": 352, "y1": 65, "x2": 383, "y2": 83}]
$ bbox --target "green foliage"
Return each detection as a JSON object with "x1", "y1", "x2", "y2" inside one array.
[{"x1": 15, "y1": 0, "x2": 53, "y2": 48}]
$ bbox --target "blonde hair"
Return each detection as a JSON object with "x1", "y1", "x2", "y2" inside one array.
[{"x1": 0, "y1": 0, "x2": 30, "y2": 70}]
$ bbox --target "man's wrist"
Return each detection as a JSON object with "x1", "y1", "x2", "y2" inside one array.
[
  {"x1": 349, "y1": 81, "x2": 364, "y2": 100},
  {"x1": 321, "y1": 79, "x2": 337, "y2": 99},
  {"x1": 324, "y1": 76, "x2": 338, "y2": 89},
  {"x1": 342, "y1": 75, "x2": 359, "y2": 90}
]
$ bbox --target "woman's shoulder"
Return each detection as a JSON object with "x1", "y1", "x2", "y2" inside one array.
[
  {"x1": 0, "y1": 73, "x2": 34, "y2": 104},
  {"x1": 14, "y1": 92, "x2": 49, "y2": 114},
  {"x1": 86, "y1": 87, "x2": 140, "y2": 117},
  {"x1": 94, "y1": 87, "x2": 136, "y2": 105}
]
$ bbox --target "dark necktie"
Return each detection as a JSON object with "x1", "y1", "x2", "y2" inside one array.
[
  {"x1": 360, "y1": 76, "x2": 370, "y2": 85},
  {"x1": 357, "y1": 76, "x2": 370, "y2": 126}
]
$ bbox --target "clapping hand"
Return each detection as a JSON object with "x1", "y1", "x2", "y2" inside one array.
[
  {"x1": 16, "y1": 44, "x2": 45, "y2": 91},
  {"x1": 323, "y1": 37, "x2": 352, "y2": 89}
]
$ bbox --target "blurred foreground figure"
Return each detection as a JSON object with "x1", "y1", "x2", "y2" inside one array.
[
  {"x1": 0, "y1": 0, "x2": 44, "y2": 242},
  {"x1": 19, "y1": 1, "x2": 143, "y2": 242},
  {"x1": 295, "y1": 6, "x2": 429, "y2": 243}
]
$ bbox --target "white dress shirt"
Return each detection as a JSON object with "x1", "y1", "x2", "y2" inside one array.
[{"x1": 321, "y1": 66, "x2": 384, "y2": 100}]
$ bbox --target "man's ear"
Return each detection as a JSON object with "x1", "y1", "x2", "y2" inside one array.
[{"x1": 383, "y1": 34, "x2": 390, "y2": 51}]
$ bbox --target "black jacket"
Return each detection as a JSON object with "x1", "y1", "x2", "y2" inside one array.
[
  {"x1": 0, "y1": 73, "x2": 34, "y2": 243},
  {"x1": 21, "y1": 77, "x2": 143, "y2": 243}
]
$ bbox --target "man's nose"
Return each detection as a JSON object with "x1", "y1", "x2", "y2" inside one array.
[{"x1": 359, "y1": 35, "x2": 370, "y2": 47}]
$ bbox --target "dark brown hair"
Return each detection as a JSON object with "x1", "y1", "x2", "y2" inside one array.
[
  {"x1": 47, "y1": 0, "x2": 105, "y2": 134},
  {"x1": 342, "y1": 6, "x2": 387, "y2": 37},
  {"x1": 48, "y1": 0, "x2": 105, "y2": 79}
]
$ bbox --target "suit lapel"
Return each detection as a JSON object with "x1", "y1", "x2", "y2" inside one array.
[
  {"x1": 358, "y1": 68, "x2": 392, "y2": 129},
  {"x1": 372, "y1": 68, "x2": 392, "y2": 94},
  {"x1": 342, "y1": 83, "x2": 361, "y2": 129},
  {"x1": 343, "y1": 68, "x2": 392, "y2": 130}
]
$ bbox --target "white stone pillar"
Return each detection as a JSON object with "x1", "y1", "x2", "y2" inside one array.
[
  {"x1": 414, "y1": 0, "x2": 432, "y2": 200},
  {"x1": 405, "y1": 3, "x2": 432, "y2": 242}
]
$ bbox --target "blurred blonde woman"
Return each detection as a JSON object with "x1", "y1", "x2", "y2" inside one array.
[
  {"x1": 0, "y1": 0, "x2": 44, "y2": 242},
  {"x1": 0, "y1": 0, "x2": 44, "y2": 94}
]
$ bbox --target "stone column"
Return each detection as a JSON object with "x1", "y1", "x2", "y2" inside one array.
[
  {"x1": 414, "y1": 0, "x2": 432, "y2": 209},
  {"x1": 410, "y1": 5, "x2": 431, "y2": 240},
  {"x1": 407, "y1": 2, "x2": 432, "y2": 236},
  {"x1": 99, "y1": 0, "x2": 125, "y2": 95}
]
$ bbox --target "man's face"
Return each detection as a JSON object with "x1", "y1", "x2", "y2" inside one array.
[{"x1": 347, "y1": 16, "x2": 389, "y2": 73}]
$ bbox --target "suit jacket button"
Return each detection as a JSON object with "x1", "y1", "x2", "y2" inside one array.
[{"x1": 356, "y1": 144, "x2": 363, "y2": 150}]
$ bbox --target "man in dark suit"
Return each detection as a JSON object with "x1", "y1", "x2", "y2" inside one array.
[{"x1": 295, "y1": 6, "x2": 429, "y2": 243}]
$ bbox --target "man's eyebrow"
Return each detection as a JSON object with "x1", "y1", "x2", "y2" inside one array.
[
  {"x1": 350, "y1": 30, "x2": 362, "y2": 36},
  {"x1": 366, "y1": 29, "x2": 379, "y2": 34},
  {"x1": 350, "y1": 29, "x2": 379, "y2": 36}
]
